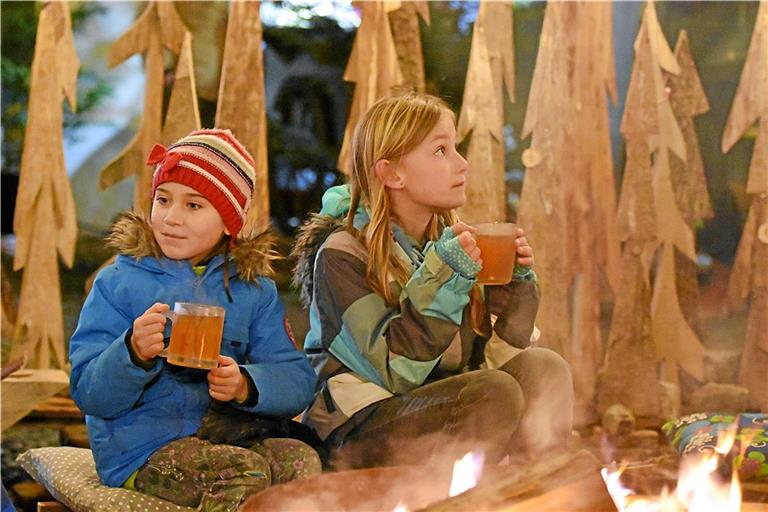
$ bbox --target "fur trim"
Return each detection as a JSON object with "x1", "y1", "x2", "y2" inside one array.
[
  {"x1": 106, "y1": 211, "x2": 279, "y2": 282},
  {"x1": 290, "y1": 213, "x2": 346, "y2": 308}
]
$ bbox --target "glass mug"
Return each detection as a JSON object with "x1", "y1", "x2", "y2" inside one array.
[
  {"x1": 159, "y1": 302, "x2": 225, "y2": 369},
  {"x1": 474, "y1": 223, "x2": 518, "y2": 285}
]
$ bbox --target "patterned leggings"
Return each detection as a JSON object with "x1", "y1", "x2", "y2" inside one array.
[{"x1": 134, "y1": 436, "x2": 321, "y2": 511}]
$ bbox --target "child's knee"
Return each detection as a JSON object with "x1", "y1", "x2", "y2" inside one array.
[
  {"x1": 249, "y1": 438, "x2": 322, "y2": 483},
  {"x1": 460, "y1": 370, "x2": 525, "y2": 425}
]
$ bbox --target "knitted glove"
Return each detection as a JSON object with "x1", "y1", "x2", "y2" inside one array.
[
  {"x1": 434, "y1": 227, "x2": 481, "y2": 279},
  {"x1": 513, "y1": 264, "x2": 537, "y2": 284}
]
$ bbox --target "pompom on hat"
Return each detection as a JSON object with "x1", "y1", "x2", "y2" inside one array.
[{"x1": 147, "y1": 129, "x2": 256, "y2": 240}]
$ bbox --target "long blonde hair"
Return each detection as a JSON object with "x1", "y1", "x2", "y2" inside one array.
[{"x1": 346, "y1": 93, "x2": 485, "y2": 334}]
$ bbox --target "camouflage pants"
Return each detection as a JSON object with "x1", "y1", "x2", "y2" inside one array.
[{"x1": 134, "y1": 436, "x2": 321, "y2": 511}]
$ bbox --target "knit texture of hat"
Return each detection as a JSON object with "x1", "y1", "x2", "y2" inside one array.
[{"x1": 147, "y1": 129, "x2": 256, "y2": 240}]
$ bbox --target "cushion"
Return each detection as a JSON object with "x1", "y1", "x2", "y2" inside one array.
[
  {"x1": 16, "y1": 447, "x2": 193, "y2": 512},
  {"x1": 662, "y1": 412, "x2": 768, "y2": 482}
]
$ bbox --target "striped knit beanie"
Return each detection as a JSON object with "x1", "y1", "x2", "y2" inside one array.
[{"x1": 147, "y1": 129, "x2": 255, "y2": 240}]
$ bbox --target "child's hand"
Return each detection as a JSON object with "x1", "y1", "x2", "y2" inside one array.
[
  {"x1": 515, "y1": 227, "x2": 534, "y2": 268},
  {"x1": 208, "y1": 356, "x2": 248, "y2": 402},
  {"x1": 130, "y1": 302, "x2": 169, "y2": 362},
  {"x1": 450, "y1": 222, "x2": 482, "y2": 264}
]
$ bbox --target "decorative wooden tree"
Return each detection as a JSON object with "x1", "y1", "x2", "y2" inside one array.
[
  {"x1": 456, "y1": 1, "x2": 515, "y2": 224},
  {"x1": 667, "y1": 30, "x2": 712, "y2": 331},
  {"x1": 518, "y1": 2, "x2": 619, "y2": 424},
  {"x1": 388, "y1": 1, "x2": 429, "y2": 93},
  {"x1": 337, "y1": 1, "x2": 404, "y2": 175},
  {"x1": 722, "y1": 1, "x2": 768, "y2": 411},
  {"x1": 598, "y1": 3, "x2": 705, "y2": 421},
  {"x1": 162, "y1": 32, "x2": 201, "y2": 146},
  {"x1": 10, "y1": 2, "x2": 79, "y2": 369},
  {"x1": 215, "y1": 0, "x2": 270, "y2": 236},
  {"x1": 99, "y1": 2, "x2": 186, "y2": 216}
]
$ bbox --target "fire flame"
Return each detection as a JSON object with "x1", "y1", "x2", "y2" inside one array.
[
  {"x1": 601, "y1": 427, "x2": 743, "y2": 512},
  {"x1": 391, "y1": 451, "x2": 485, "y2": 512},
  {"x1": 449, "y1": 451, "x2": 485, "y2": 497}
]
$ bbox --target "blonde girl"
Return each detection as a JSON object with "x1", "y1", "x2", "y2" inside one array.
[{"x1": 294, "y1": 93, "x2": 573, "y2": 468}]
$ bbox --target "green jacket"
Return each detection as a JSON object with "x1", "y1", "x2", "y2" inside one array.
[{"x1": 292, "y1": 186, "x2": 540, "y2": 440}]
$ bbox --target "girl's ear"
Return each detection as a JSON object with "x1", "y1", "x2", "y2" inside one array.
[
  {"x1": 373, "y1": 159, "x2": 405, "y2": 190},
  {"x1": 223, "y1": 226, "x2": 231, "y2": 236}
]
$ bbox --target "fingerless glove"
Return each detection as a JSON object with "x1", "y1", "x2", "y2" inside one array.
[{"x1": 434, "y1": 227, "x2": 481, "y2": 279}]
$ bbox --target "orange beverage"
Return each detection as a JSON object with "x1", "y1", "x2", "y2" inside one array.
[
  {"x1": 165, "y1": 303, "x2": 225, "y2": 369},
  {"x1": 475, "y1": 223, "x2": 518, "y2": 285}
]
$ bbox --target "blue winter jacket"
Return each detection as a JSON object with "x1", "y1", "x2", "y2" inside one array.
[{"x1": 69, "y1": 213, "x2": 316, "y2": 487}]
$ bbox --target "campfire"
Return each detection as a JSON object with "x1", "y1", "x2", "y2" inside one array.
[
  {"x1": 242, "y1": 433, "x2": 765, "y2": 512},
  {"x1": 600, "y1": 423, "x2": 765, "y2": 512}
]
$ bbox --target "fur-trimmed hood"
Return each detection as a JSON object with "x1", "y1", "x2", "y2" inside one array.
[
  {"x1": 106, "y1": 211, "x2": 279, "y2": 282},
  {"x1": 290, "y1": 213, "x2": 345, "y2": 307}
]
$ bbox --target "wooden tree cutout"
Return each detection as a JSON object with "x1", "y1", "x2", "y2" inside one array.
[
  {"x1": 388, "y1": 1, "x2": 429, "y2": 93},
  {"x1": 667, "y1": 30, "x2": 712, "y2": 331},
  {"x1": 99, "y1": 2, "x2": 186, "y2": 216},
  {"x1": 215, "y1": 0, "x2": 270, "y2": 236},
  {"x1": 162, "y1": 31, "x2": 201, "y2": 145},
  {"x1": 722, "y1": 1, "x2": 768, "y2": 411},
  {"x1": 599, "y1": 2, "x2": 704, "y2": 421},
  {"x1": 518, "y1": 2, "x2": 618, "y2": 424},
  {"x1": 10, "y1": 2, "x2": 79, "y2": 369},
  {"x1": 456, "y1": 1, "x2": 514, "y2": 224},
  {"x1": 337, "y1": 1, "x2": 405, "y2": 175}
]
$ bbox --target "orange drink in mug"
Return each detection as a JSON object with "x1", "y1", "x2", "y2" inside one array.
[
  {"x1": 475, "y1": 223, "x2": 518, "y2": 285},
  {"x1": 160, "y1": 303, "x2": 225, "y2": 369}
]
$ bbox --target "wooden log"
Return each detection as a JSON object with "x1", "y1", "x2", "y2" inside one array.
[
  {"x1": 1, "y1": 369, "x2": 69, "y2": 431},
  {"x1": 417, "y1": 450, "x2": 615, "y2": 512}
]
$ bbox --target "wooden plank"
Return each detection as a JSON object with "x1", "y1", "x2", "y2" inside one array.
[{"x1": 1, "y1": 369, "x2": 69, "y2": 431}]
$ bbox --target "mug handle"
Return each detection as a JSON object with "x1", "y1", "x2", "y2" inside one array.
[{"x1": 157, "y1": 310, "x2": 175, "y2": 358}]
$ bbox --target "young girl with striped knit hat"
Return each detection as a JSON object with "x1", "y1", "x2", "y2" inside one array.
[{"x1": 69, "y1": 129, "x2": 319, "y2": 511}]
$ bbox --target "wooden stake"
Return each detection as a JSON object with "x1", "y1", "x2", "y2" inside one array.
[
  {"x1": 456, "y1": 1, "x2": 514, "y2": 224},
  {"x1": 162, "y1": 31, "x2": 201, "y2": 145},
  {"x1": 721, "y1": 2, "x2": 768, "y2": 411},
  {"x1": 337, "y1": 1, "x2": 404, "y2": 175},
  {"x1": 388, "y1": 1, "x2": 429, "y2": 93},
  {"x1": 99, "y1": 2, "x2": 186, "y2": 215},
  {"x1": 10, "y1": 2, "x2": 78, "y2": 370},
  {"x1": 216, "y1": 0, "x2": 270, "y2": 236}
]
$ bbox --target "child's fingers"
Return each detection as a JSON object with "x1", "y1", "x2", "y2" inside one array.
[
  {"x1": 208, "y1": 371, "x2": 237, "y2": 386},
  {"x1": 208, "y1": 389, "x2": 233, "y2": 402},
  {"x1": 457, "y1": 231, "x2": 476, "y2": 250},
  {"x1": 217, "y1": 355, "x2": 237, "y2": 367},
  {"x1": 138, "y1": 313, "x2": 167, "y2": 329},
  {"x1": 516, "y1": 245, "x2": 533, "y2": 257},
  {"x1": 517, "y1": 256, "x2": 534, "y2": 267},
  {"x1": 451, "y1": 222, "x2": 476, "y2": 236},
  {"x1": 145, "y1": 302, "x2": 170, "y2": 315}
]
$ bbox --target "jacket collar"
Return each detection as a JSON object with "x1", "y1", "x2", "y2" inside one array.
[{"x1": 106, "y1": 211, "x2": 278, "y2": 283}]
